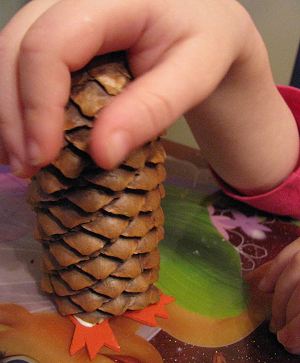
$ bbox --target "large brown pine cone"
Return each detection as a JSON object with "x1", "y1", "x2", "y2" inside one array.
[{"x1": 28, "y1": 53, "x2": 166, "y2": 324}]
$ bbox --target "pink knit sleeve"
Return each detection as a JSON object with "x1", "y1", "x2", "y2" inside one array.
[{"x1": 218, "y1": 85, "x2": 300, "y2": 219}]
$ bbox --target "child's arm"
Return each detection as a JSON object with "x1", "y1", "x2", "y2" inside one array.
[
  {"x1": 186, "y1": 64, "x2": 300, "y2": 219},
  {"x1": 186, "y1": 49, "x2": 299, "y2": 195}
]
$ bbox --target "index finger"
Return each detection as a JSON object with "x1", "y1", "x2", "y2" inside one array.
[{"x1": 259, "y1": 238, "x2": 300, "y2": 293}]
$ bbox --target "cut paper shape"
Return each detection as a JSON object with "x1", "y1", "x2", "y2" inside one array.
[
  {"x1": 69, "y1": 294, "x2": 173, "y2": 360},
  {"x1": 69, "y1": 316, "x2": 120, "y2": 360},
  {"x1": 123, "y1": 294, "x2": 175, "y2": 326}
]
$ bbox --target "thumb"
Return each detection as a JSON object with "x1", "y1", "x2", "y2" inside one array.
[{"x1": 91, "y1": 38, "x2": 233, "y2": 169}]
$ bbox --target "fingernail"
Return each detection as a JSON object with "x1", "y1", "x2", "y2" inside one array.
[
  {"x1": 277, "y1": 328, "x2": 289, "y2": 345},
  {"x1": 9, "y1": 155, "x2": 23, "y2": 177},
  {"x1": 106, "y1": 130, "x2": 130, "y2": 168},
  {"x1": 258, "y1": 277, "x2": 269, "y2": 291},
  {"x1": 27, "y1": 139, "x2": 42, "y2": 166}
]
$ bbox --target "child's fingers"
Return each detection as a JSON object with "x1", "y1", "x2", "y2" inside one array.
[
  {"x1": 91, "y1": 37, "x2": 233, "y2": 168},
  {"x1": 18, "y1": 0, "x2": 153, "y2": 168},
  {"x1": 277, "y1": 314, "x2": 300, "y2": 355},
  {"x1": 0, "y1": 0, "x2": 61, "y2": 176},
  {"x1": 287, "y1": 283, "x2": 300, "y2": 327},
  {"x1": 270, "y1": 252, "x2": 300, "y2": 332},
  {"x1": 259, "y1": 238, "x2": 300, "y2": 293},
  {"x1": 18, "y1": 0, "x2": 241, "y2": 169},
  {"x1": 0, "y1": 36, "x2": 25, "y2": 172}
]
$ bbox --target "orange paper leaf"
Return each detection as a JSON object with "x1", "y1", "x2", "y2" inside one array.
[
  {"x1": 123, "y1": 294, "x2": 175, "y2": 326},
  {"x1": 69, "y1": 316, "x2": 120, "y2": 360}
]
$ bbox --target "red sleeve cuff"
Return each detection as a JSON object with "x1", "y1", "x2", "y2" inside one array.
[{"x1": 219, "y1": 85, "x2": 300, "y2": 219}]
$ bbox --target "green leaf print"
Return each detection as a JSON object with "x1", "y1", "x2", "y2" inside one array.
[{"x1": 157, "y1": 185, "x2": 248, "y2": 318}]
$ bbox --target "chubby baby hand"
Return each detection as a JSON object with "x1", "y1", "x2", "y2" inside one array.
[{"x1": 259, "y1": 238, "x2": 300, "y2": 354}]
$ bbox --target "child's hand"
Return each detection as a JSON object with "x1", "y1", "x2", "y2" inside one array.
[
  {"x1": 259, "y1": 239, "x2": 300, "y2": 354},
  {"x1": 0, "y1": 0, "x2": 261, "y2": 176}
]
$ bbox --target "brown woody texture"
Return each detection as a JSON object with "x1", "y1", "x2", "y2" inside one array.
[{"x1": 28, "y1": 53, "x2": 166, "y2": 324}]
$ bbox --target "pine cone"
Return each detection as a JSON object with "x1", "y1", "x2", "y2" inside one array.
[{"x1": 28, "y1": 53, "x2": 166, "y2": 324}]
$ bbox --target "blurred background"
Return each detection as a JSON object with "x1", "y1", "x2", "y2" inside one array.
[
  {"x1": 1, "y1": 0, "x2": 299, "y2": 148},
  {"x1": 0, "y1": 1, "x2": 28, "y2": 28}
]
